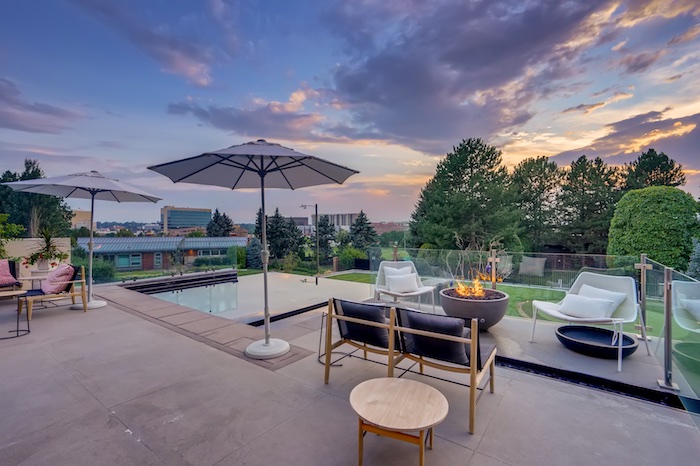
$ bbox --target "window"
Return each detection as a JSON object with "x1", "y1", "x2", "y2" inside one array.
[
  {"x1": 197, "y1": 250, "x2": 211, "y2": 256},
  {"x1": 116, "y1": 255, "x2": 130, "y2": 268},
  {"x1": 154, "y1": 252, "x2": 162, "y2": 267},
  {"x1": 130, "y1": 254, "x2": 142, "y2": 267}
]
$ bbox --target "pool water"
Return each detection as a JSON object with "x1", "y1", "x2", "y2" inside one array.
[{"x1": 152, "y1": 282, "x2": 239, "y2": 317}]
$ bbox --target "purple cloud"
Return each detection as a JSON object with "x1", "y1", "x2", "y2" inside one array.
[
  {"x1": 619, "y1": 51, "x2": 664, "y2": 74},
  {"x1": 0, "y1": 78, "x2": 83, "y2": 134},
  {"x1": 67, "y1": 0, "x2": 216, "y2": 86}
]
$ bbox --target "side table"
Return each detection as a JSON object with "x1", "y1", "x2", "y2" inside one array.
[
  {"x1": 0, "y1": 290, "x2": 29, "y2": 339},
  {"x1": 350, "y1": 377, "x2": 449, "y2": 466}
]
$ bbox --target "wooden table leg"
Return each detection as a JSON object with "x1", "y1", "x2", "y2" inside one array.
[
  {"x1": 358, "y1": 418, "x2": 364, "y2": 466},
  {"x1": 419, "y1": 430, "x2": 425, "y2": 466},
  {"x1": 429, "y1": 426, "x2": 434, "y2": 449}
]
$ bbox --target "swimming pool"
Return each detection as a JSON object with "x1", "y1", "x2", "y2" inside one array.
[{"x1": 152, "y1": 282, "x2": 240, "y2": 318}]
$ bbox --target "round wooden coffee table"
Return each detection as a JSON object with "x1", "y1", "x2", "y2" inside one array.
[{"x1": 349, "y1": 378, "x2": 448, "y2": 466}]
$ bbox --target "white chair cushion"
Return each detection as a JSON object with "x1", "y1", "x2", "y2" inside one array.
[
  {"x1": 680, "y1": 298, "x2": 700, "y2": 321},
  {"x1": 558, "y1": 294, "x2": 614, "y2": 319},
  {"x1": 386, "y1": 273, "x2": 419, "y2": 293},
  {"x1": 383, "y1": 266, "x2": 412, "y2": 277},
  {"x1": 578, "y1": 284, "x2": 627, "y2": 317}
]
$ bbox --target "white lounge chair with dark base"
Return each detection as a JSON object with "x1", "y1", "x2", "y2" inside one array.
[
  {"x1": 374, "y1": 260, "x2": 435, "y2": 313},
  {"x1": 530, "y1": 271, "x2": 651, "y2": 372},
  {"x1": 672, "y1": 280, "x2": 700, "y2": 335}
]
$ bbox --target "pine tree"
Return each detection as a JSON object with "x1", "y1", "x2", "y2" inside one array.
[
  {"x1": 246, "y1": 237, "x2": 263, "y2": 269},
  {"x1": 349, "y1": 211, "x2": 378, "y2": 251},
  {"x1": 623, "y1": 149, "x2": 686, "y2": 191},
  {"x1": 314, "y1": 215, "x2": 336, "y2": 264},
  {"x1": 207, "y1": 208, "x2": 234, "y2": 237}
]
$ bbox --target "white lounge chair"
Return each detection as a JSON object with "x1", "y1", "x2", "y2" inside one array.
[
  {"x1": 374, "y1": 260, "x2": 435, "y2": 312},
  {"x1": 531, "y1": 271, "x2": 651, "y2": 371},
  {"x1": 672, "y1": 280, "x2": 700, "y2": 334}
]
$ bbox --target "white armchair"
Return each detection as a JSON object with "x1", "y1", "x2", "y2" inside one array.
[{"x1": 374, "y1": 260, "x2": 435, "y2": 312}]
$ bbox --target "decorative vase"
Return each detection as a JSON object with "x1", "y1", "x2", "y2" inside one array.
[
  {"x1": 37, "y1": 258, "x2": 50, "y2": 271},
  {"x1": 439, "y1": 288, "x2": 509, "y2": 330}
]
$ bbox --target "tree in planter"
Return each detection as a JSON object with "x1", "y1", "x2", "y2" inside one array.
[
  {"x1": 409, "y1": 138, "x2": 520, "y2": 251},
  {"x1": 556, "y1": 155, "x2": 621, "y2": 254},
  {"x1": 349, "y1": 210, "x2": 378, "y2": 251},
  {"x1": 608, "y1": 186, "x2": 700, "y2": 271},
  {"x1": 207, "y1": 208, "x2": 234, "y2": 237},
  {"x1": 511, "y1": 156, "x2": 562, "y2": 251},
  {"x1": 623, "y1": 149, "x2": 686, "y2": 191}
]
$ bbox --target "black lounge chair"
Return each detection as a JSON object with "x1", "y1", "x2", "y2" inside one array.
[{"x1": 19, "y1": 265, "x2": 87, "y2": 320}]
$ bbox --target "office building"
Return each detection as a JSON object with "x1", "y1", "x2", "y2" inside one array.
[
  {"x1": 71, "y1": 209, "x2": 95, "y2": 230},
  {"x1": 160, "y1": 206, "x2": 212, "y2": 235},
  {"x1": 312, "y1": 213, "x2": 361, "y2": 232}
]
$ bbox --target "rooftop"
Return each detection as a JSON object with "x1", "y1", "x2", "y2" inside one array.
[{"x1": 1, "y1": 273, "x2": 698, "y2": 465}]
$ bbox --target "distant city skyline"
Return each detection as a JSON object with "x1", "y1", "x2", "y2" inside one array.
[{"x1": 1, "y1": 1, "x2": 699, "y2": 223}]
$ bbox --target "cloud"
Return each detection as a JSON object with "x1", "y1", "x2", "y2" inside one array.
[
  {"x1": 550, "y1": 109, "x2": 700, "y2": 167},
  {"x1": 0, "y1": 78, "x2": 83, "y2": 134},
  {"x1": 68, "y1": 0, "x2": 215, "y2": 86},
  {"x1": 167, "y1": 89, "x2": 330, "y2": 141},
  {"x1": 668, "y1": 24, "x2": 700, "y2": 45},
  {"x1": 619, "y1": 51, "x2": 664, "y2": 74},
  {"x1": 562, "y1": 91, "x2": 633, "y2": 114}
]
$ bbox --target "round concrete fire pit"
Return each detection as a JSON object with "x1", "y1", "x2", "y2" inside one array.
[{"x1": 439, "y1": 288, "x2": 509, "y2": 330}]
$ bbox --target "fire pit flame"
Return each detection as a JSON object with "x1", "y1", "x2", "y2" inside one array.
[{"x1": 454, "y1": 277, "x2": 485, "y2": 298}]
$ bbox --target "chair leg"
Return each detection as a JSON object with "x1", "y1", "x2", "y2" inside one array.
[
  {"x1": 616, "y1": 322, "x2": 623, "y2": 373},
  {"x1": 27, "y1": 299, "x2": 33, "y2": 321},
  {"x1": 530, "y1": 309, "x2": 538, "y2": 342},
  {"x1": 469, "y1": 378, "x2": 476, "y2": 434},
  {"x1": 324, "y1": 308, "x2": 334, "y2": 384},
  {"x1": 490, "y1": 359, "x2": 496, "y2": 393},
  {"x1": 431, "y1": 291, "x2": 435, "y2": 314}
]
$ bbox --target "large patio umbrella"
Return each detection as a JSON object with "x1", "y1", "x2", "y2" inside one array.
[
  {"x1": 3, "y1": 171, "x2": 161, "y2": 309},
  {"x1": 148, "y1": 139, "x2": 359, "y2": 359}
]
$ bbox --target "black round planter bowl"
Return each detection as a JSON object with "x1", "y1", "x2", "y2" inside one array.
[{"x1": 555, "y1": 325, "x2": 638, "y2": 359}]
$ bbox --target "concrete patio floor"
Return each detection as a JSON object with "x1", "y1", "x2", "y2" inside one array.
[{"x1": 1, "y1": 279, "x2": 699, "y2": 465}]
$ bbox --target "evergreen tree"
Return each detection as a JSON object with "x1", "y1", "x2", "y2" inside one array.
[
  {"x1": 0, "y1": 159, "x2": 72, "y2": 237},
  {"x1": 409, "y1": 138, "x2": 520, "y2": 250},
  {"x1": 314, "y1": 215, "x2": 337, "y2": 264},
  {"x1": 207, "y1": 208, "x2": 234, "y2": 237},
  {"x1": 686, "y1": 238, "x2": 700, "y2": 281},
  {"x1": 511, "y1": 157, "x2": 562, "y2": 251},
  {"x1": 350, "y1": 211, "x2": 378, "y2": 251},
  {"x1": 556, "y1": 155, "x2": 621, "y2": 253},
  {"x1": 246, "y1": 237, "x2": 263, "y2": 269},
  {"x1": 623, "y1": 149, "x2": 686, "y2": 191},
  {"x1": 265, "y1": 209, "x2": 304, "y2": 259},
  {"x1": 336, "y1": 229, "x2": 351, "y2": 248},
  {"x1": 254, "y1": 208, "x2": 263, "y2": 240}
]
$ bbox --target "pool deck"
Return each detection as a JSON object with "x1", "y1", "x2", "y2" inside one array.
[{"x1": 0, "y1": 273, "x2": 698, "y2": 465}]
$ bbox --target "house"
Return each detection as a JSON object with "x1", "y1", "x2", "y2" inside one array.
[{"x1": 76, "y1": 236, "x2": 248, "y2": 271}]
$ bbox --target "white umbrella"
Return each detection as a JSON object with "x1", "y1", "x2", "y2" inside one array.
[
  {"x1": 3, "y1": 171, "x2": 161, "y2": 309},
  {"x1": 148, "y1": 139, "x2": 359, "y2": 359}
]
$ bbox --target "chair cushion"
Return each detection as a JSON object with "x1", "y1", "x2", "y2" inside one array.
[
  {"x1": 0, "y1": 259, "x2": 18, "y2": 286},
  {"x1": 386, "y1": 273, "x2": 419, "y2": 293},
  {"x1": 578, "y1": 284, "x2": 627, "y2": 317},
  {"x1": 558, "y1": 294, "x2": 613, "y2": 319},
  {"x1": 41, "y1": 263, "x2": 76, "y2": 294},
  {"x1": 333, "y1": 299, "x2": 396, "y2": 349},
  {"x1": 680, "y1": 298, "x2": 700, "y2": 321},
  {"x1": 398, "y1": 309, "x2": 471, "y2": 366},
  {"x1": 383, "y1": 266, "x2": 412, "y2": 277}
]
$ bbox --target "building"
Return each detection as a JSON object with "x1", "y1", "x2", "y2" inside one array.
[
  {"x1": 312, "y1": 213, "x2": 361, "y2": 232},
  {"x1": 71, "y1": 209, "x2": 94, "y2": 230},
  {"x1": 76, "y1": 236, "x2": 248, "y2": 271},
  {"x1": 160, "y1": 206, "x2": 212, "y2": 235}
]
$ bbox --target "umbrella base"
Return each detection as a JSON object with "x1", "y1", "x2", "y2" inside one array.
[
  {"x1": 71, "y1": 300, "x2": 107, "y2": 310},
  {"x1": 245, "y1": 338, "x2": 291, "y2": 359}
]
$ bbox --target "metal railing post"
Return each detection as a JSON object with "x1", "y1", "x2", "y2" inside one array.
[
  {"x1": 658, "y1": 267, "x2": 679, "y2": 391},
  {"x1": 634, "y1": 253, "x2": 652, "y2": 338}
]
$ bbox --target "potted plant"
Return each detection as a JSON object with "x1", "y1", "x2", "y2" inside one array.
[{"x1": 21, "y1": 228, "x2": 69, "y2": 270}]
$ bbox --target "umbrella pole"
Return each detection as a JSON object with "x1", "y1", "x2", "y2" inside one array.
[
  {"x1": 245, "y1": 173, "x2": 290, "y2": 359},
  {"x1": 73, "y1": 191, "x2": 107, "y2": 309}
]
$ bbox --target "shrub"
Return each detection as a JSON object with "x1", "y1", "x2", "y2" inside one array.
[
  {"x1": 237, "y1": 247, "x2": 246, "y2": 268},
  {"x1": 608, "y1": 186, "x2": 700, "y2": 270},
  {"x1": 282, "y1": 252, "x2": 300, "y2": 272},
  {"x1": 72, "y1": 257, "x2": 116, "y2": 283},
  {"x1": 338, "y1": 246, "x2": 367, "y2": 270}
]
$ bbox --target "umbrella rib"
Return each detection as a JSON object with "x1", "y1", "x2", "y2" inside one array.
[
  {"x1": 294, "y1": 157, "x2": 346, "y2": 184},
  {"x1": 170, "y1": 156, "x2": 224, "y2": 183},
  {"x1": 269, "y1": 157, "x2": 295, "y2": 189}
]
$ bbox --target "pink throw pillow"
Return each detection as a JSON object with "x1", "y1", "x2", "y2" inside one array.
[
  {"x1": 0, "y1": 259, "x2": 17, "y2": 286},
  {"x1": 41, "y1": 264, "x2": 76, "y2": 294}
]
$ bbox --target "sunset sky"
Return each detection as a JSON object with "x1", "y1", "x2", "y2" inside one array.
[{"x1": 1, "y1": 0, "x2": 699, "y2": 224}]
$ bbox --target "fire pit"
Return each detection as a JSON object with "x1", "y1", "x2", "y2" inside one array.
[{"x1": 439, "y1": 278, "x2": 509, "y2": 330}]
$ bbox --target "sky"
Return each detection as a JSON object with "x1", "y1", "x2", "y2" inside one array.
[{"x1": 1, "y1": 0, "x2": 699, "y2": 224}]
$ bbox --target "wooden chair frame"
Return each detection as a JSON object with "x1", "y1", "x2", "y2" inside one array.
[{"x1": 18, "y1": 266, "x2": 88, "y2": 320}]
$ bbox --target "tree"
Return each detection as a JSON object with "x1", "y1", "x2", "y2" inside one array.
[
  {"x1": 349, "y1": 211, "x2": 378, "y2": 251},
  {"x1": 0, "y1": 214, "x2": 25, "y2": 258},
  {"x1": 511, "y1": 157, "x2": 562, "y2": 251},
  {"x1": 608, "y1": 186, "x2": 700, "y2": 270},
  {"x1": 0, "y1": 159, "x2": 72, "y2": 237},
  {"x1": 336, "y1": 229, "x2": 351, "y2": 248},
  {"x1": 265, "y1": 209, "x2": 304, "y2": 259},
  {"x1": 623, "y1": 149, "x2": 686, "y2": 191},
  {"x1": 409, "y1": 138, "x2": 520, "y2": 251},
  {"x1": 686, "y1": 238, "x2": 700, "y2": 281},
  {"x1": 314, "y1": 215, "x2": 336, "y2": 264},
  {"x1": 186, "y1": 230, "x2": 205, "y2": 237},
  {"x1": 246, "y1": 237, "x2": 263, "y2": 269},
  {"x1": 254, "y1": 208, "x2": 263, "y2": 240},
  {"x1": 207, "y1": 208, "x2": 234, "y2": 237},
  {"x1": 115, "y1": 228, "x2": 135, "y2": 237},
  {"x1": 556, "y1": 156, "x2": 621, "y2": 253},
  {"x1": 379, "y1": 230, "x2": 405, "y2": 247}
]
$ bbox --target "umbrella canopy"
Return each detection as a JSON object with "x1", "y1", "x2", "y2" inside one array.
[
  {"x1": 148, "y1": 139, "x2": 359, "y2": 359},
  {"x1": 3, "y1": 171, "x2": 161, "y2": 309}
]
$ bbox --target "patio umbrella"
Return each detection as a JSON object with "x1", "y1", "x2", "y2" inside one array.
[
  {"x1": 3, "y1": 171, "x2": 161, "y2": 309},
  {"x1": 148, "y1": 139, "x2": 359, "y2": 359}
]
